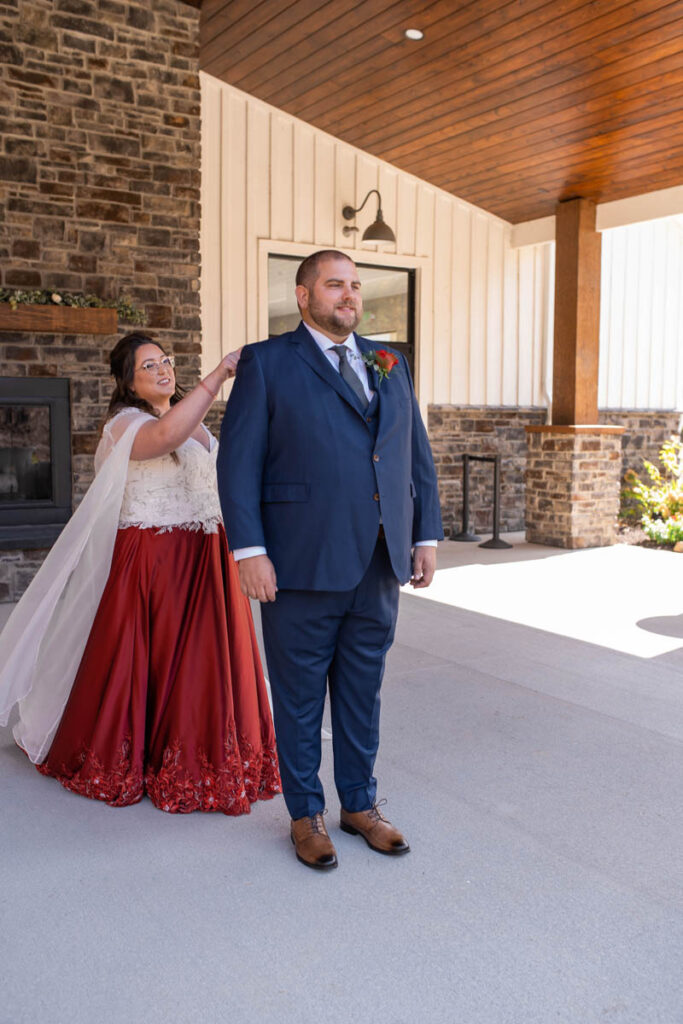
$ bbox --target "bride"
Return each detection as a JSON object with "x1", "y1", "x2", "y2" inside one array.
[{"x1": 0, "y1": 332, "x2": 280, "y2": 815}]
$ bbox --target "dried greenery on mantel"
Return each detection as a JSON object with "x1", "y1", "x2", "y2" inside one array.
[{"x1": 0, "y1": 288, "x2": 145, "y2": 324}]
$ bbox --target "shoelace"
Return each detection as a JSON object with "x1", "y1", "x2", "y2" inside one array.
[
  {"x1": 367, "y1": 799, "x2": 390, "y2": 825},
  {"x1": 307, "y1": 811, "x2": 327, "y2": 835}
]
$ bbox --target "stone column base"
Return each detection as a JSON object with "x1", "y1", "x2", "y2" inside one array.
[{"x1": 525, "y1": 425, "x2": 625, "y2": 549}]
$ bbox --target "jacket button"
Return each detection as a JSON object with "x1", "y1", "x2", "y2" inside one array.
[
  {"x1": 366, "y1": 415, "x2": 373, "y2": 422},
  {"x1": 373, "y1": 454, "x2": 380, "y2": 462},
  {"x1": 373, "y1": 493, "x2": 379, "y2": 501}
]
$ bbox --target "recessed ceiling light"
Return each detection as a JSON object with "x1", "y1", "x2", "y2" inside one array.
[{"x1": 404, "y1": 28, "x2": 424, "y2": 40}]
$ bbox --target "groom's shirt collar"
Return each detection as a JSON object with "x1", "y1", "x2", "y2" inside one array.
[
  {"x1": 303, "y1": 321, "x2": 358, "y2": 357},
  {"x1": 302, "y1": 322, "x2": 373, "y2": 402}
]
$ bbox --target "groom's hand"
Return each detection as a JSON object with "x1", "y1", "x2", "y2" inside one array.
[
  {"x1": 238, "y1": 554, "x2": 278, "y2": 602},
  {"x1": 410, "y1": 546, "x2": 436, "y2": 589}
]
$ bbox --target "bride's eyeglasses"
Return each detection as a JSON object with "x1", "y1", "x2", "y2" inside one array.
[{"x1": 136, "y1": 356, "x2": 175, "y2": 375}]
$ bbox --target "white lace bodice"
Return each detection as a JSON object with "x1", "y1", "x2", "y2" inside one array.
[{"x1": 96, "y1": 408, "x2": 223, "y2": 533}]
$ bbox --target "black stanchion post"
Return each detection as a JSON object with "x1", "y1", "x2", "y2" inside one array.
[
  {"x1": 479, "y1": 454, "x2": 512, "y2": 549},
  {"x1": 452, "y1": 453, "x2": 481, "y2": 542}
]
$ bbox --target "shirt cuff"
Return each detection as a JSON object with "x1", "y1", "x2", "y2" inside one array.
[
  {"x1": 232, "y1": 546, "x2": 267, "y2": 561},
  {"x1": 414, "y1": 540, "x2": 438, "y2": 547}
]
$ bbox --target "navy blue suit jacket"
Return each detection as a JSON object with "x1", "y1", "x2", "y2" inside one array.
[{"x1": 217, "y1": 322, "x2": 443, "y2": 590}]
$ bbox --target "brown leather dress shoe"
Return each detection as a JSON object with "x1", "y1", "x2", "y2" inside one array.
[
  {"x1": 340, "y1": 802, "x2": 410, "y2": 856},
  {"x1": 290, "y1": 812, "x2": 338, "y2": 870}
]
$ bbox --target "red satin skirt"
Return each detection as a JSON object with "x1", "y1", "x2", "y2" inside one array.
[{"x1": 37, "y1": 525, "x2": 281, "y2": 814}]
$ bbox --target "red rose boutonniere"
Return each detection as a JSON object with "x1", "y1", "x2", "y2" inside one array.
[{"x1": 361, "y1": 348, "x2": 399, "y2": 386}]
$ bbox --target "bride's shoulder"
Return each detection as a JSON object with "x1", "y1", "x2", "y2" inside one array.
[
  {"x1": 96, "y1": 408, "x2": 156, "y2": 470},
  {"x1": 108, "y1": 406, "x2": 155, "y2": 424},
  {"x1": 104, "y1": 406, "x2": 155, "y2": 435}
]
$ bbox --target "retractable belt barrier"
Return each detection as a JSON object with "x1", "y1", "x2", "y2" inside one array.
[{"x1": 451, "y1": 453, "x2": 512, "y2": 550}]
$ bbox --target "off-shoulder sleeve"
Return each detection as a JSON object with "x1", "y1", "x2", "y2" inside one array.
[{"x1": 95, "y1": 409, "x2": 155, "y2": 473}]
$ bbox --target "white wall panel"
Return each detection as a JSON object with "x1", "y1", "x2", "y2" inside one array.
[
  {"x1": 200, "y1": 77, "x2": 222, "y2": 372},
  {"x1": 501, "y1": 244, "x2": 519, "y2": 406},
  {"x1": 414, "y1": 186, "x2": 435, "y2": 260},
  {"x1": 516, "y1": 247, "x2": 535, "y2": 407},
  {"x1": 396, "y1": 175, "x2": 417, "y2": 259},
  {"x1": 451, "y1": 203, "x2": 471, "y2": 404},
  {"x1": 245, "y1": 102, "x2": 270, "y2": 346},
  {"x1": 293, "y1": 123, "x2": 314, "y2": 245},
  {"x1": 599, "y1": 219, "x2": 683, "y2": 410},
  {"x1": 378, "y1": 164, "x2": 399, "y2": 252},
  {"x1": 468, "y1": 213, "x2": 488, "y2": 405},
  {"x1": 649, "y1": 230, "x2": 666, "y2": 409},
  {"x1": 531, "y1": 246, "x2": 548, "y2": 408},
  {"x1": 486, "y1": 220, "x2": 504, "y2": 404},
  {"x1": 600, "y1": 229, "x2": 625, "y2": 408},
  {"x1": 313, "y1": 134, "x2": 335, "y2": 246},
  {"x1": 662, "y1": 239, "x2": 682, "y2": 409},
  {"x1": 334, "y1": 147, "x2": 356, "y2": 251},
  {"x1": 432, "y1": 194, "x2": 453, "y2": 404},
  {"x1": 221, "y1": 89, "x2": 246, "y2": 358},
  {"x1": 200, "y1": 73, "x2": 550, "y2": 410},
  {"x1": 270, "y1": 113, "x2": 293, "y2": 242}
]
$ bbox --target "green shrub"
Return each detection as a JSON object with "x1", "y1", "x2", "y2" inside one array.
[{"x1": 623, "y1": 437, "x2": 683, "y2": 546}]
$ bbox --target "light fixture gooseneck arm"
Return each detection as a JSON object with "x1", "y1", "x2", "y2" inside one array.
[{"x1": 342, "y1": 189, "x2": 382, "y2": 221}]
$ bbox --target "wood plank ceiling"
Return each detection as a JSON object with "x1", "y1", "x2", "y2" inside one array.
[{"x1": 199, "y1": 0, "x2": 683, "y2": 224}]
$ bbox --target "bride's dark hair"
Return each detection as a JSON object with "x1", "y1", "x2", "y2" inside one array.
[{"x1": 104, "y1": 332, "x2": 185, "y2": 423}]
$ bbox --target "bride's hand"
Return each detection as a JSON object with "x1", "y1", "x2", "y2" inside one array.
[{"x1": 222, "y1": 347, "x2": 244, "y2": 379}]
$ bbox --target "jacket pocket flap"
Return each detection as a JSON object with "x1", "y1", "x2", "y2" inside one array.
[{"x1": 262, "y1": 482, "x2": 310, "y2": 503}]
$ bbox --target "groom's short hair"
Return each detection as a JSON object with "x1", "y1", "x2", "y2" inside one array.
[{"x1": 296, "y1": 250, "x2": 354, "y2": 290}]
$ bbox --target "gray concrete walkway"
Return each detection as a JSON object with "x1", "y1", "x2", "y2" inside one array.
[{"x1": 2, "y1": 537, "x2": 683, "y2": 1024}]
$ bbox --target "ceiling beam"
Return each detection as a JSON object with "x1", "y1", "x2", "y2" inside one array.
[
  {"x1": 596, "y1": 184, "x2": 683, "y2": 230},
  {"x1": 511, "y1": 184, "x2": 683, "y2": 247}
]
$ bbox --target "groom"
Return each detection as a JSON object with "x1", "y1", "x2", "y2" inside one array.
[{"x1": 217, "y1": 250, "x2": 443, "y2": 870}]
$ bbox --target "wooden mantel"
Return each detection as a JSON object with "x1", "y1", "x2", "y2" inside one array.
[{"x1": 0, "y1": 304, "x2": 117, "y2": 335}]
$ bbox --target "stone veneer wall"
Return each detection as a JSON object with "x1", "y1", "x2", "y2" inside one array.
[
  {"x1": 428, "y1": 406, "x2": 548, "y2": 537},
  {"x1": 428, "y1": 405, "x2": 682, "y2": 540},
  {"x1": 525, "y1": 427, "x2": 623, "y2": 548},
  {"x1": 598, "y1": 410, "x2": 682, "y2": 482},
  {"x1": 0, "y1": 0, "x2": 201, "y2": 603}
]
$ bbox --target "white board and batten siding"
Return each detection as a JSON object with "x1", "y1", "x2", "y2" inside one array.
[
  {"x1": 599, "y1": 219, "x2": 683, "y2": 411},
  {"x1": 200, "y1": 72, "x2": 552, "y2": 411}
]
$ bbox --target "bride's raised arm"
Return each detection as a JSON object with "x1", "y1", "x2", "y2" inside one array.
[{"x1": 130, "y1": 347, "x2": 241, "y2": 461}]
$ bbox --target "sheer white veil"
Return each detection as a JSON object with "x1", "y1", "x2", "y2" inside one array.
[{"x1": 0, "y1": 412, "x2": 148, "y2": 762}]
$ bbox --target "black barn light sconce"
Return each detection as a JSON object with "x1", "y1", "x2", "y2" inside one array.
[{"x1": 342, "y1": 189, "x2": 396, "y2": 244}]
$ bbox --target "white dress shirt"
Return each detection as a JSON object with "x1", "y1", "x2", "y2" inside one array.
[
  {"x1": 232, "y1": 323, "x2": 437, "y2": 561},
  {"x1": 303, "y1": 322, "x2": 375, "y2": 403}
]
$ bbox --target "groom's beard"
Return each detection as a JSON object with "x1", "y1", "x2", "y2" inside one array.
[{"x1": 308, "y1": 298, "x2": 362, "y2": 336}]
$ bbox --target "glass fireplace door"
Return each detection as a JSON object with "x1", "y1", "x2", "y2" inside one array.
[{"x1": 0, "y1": 378, "x2": 72, "y2": 549}]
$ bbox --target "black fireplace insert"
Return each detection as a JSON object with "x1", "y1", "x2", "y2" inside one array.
[{"x1": 0, "y1": 378, "x2": 72, "y2": 549}]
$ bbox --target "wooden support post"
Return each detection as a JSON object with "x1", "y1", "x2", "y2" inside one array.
[{"x1": 551, "y1": 198, "x2": 601, "y2": 425}]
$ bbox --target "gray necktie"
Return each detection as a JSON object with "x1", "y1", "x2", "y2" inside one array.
[{"x1": 333, "y1": 345, "x2": 369, "y2": 409}]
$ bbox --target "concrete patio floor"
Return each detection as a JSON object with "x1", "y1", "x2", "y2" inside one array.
[{"x1": 2, "y1": 536, "x2": 683, "y2": 1024}]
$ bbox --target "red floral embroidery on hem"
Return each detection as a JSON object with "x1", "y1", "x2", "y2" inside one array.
[
  {"x1": 37, "y1": 729, "x2": 281, "y2": 816},
  {"x1": 37, "y1": 737, "x2": 144, "y2": 807}
]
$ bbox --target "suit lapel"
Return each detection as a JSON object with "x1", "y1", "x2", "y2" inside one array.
[
  {"x1": 291, "y1": 322, "x2": 368, "y2": 419},
  {"x1": 355, "y1": 334, "x2": 384, "y2": 426}
]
